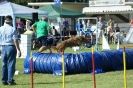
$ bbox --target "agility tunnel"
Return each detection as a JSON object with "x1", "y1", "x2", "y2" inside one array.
[{"x1": 23, "y1": 49, "x2": 133, "y2": 75}]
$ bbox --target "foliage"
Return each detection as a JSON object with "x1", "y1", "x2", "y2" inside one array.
[
  {"x1": 9, "y1": 0, "x2": 31, "y2": 6},
  {"x1": 5, "y1": 0, "x2": 88, "y2": 6}
]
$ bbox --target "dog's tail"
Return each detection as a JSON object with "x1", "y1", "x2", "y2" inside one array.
[{"x1": 52, "y1": 46, "x2": 58, "y2": 51}]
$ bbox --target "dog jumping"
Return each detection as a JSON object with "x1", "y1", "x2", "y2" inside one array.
[{"x1": 52, "y1": 36, "x2": 86, "y2": 53}]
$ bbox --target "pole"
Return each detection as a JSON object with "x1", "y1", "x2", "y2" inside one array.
[
  {"x1": 95, "y1": 29, "x2": 98, "y2": 51},
  {"x1": 62, "y1": 50, "x2": 65, "y2": 88},
  {"x1": 60, "y1": 1, "x2": 62, "y2": 42},
  {"x1": 0, "y1": 16, "x2": 2, "y2": 26},
  {"x1": 123, "y1": 47, "x2": 127, "y2": 88},
  {"x1": 30, "y1": 52, "x2": 34, "y2": 88},
  {"x1": 59, "y1": 22, "x2": 62, "y2": 41},
  {"x1": 92, "y1": 47, "x2": 96, "y2": 88}
]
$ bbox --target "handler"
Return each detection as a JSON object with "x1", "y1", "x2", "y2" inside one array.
[{"x1": 32, "y1": 16, "x2": 53, "y2": 53}]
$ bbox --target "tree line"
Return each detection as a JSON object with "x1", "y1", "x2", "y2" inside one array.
[{"x1": 1, "y1": 0, "x2": 88, "y2": 6}]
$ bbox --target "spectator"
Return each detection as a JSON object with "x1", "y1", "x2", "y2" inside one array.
[
  {"x1": 114, "y1": 23, "x2": 125, "y2": 42},
  {"x1": 0, "y1": 15, "x2": 21, "y2": 85},
  {"x1": 52, "y1": 26, "x2": 60, "y2": 36},
  {"x1": 76, "y1": 19, "x2": 83, "y2": 36},
  {"x1": 107, "y1": 18, "x2": 115, "y2": 27},
  {"x1": 62, "y1": 27, "x2": 69, "y2": 36},
  {"x1": 62, "y1": 27, "x2": 69, "y2": 40},
  {"x1": 62, "y1": 18, "x2": 69, "y2": 30},
  {"x1": 70, "y1": 18, "x2": 77, "y2": 37},
  {"x1": 16, "y1": 18, "x2": 24, "y2": 37},
  {"x1": 97, "y1": 16, "x2": 105, "y2": 43},
  {"x1": 114, "y1": 23, "x2": 120, "y2": 32},
  {"x1": 51, "y1": 26, "x2": 60, "y2": 46},
  {"x1": 86, "y1": 19, "x2": 92, "y2": 31},
  {"x1": 130, "y1": 19, "x2": 133, "y2": 27},
  {"x1": 107, "y1": 22, "x2": 115, "y2": 44},
  {"x1": 32, "y1": 16, "x2": 53, "y2": 53}
]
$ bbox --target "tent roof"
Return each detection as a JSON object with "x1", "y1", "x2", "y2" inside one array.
[
  {"x1": 82, "y1": 5, "x2": 133, "y2": 14},
  {"x1": 38, "y1": 4, "x2": 86, "y2": 18},
  {"x1": 0, "y1": 1, "x2": 48, "y2": 17}
]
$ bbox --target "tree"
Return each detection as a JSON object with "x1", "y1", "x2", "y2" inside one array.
[
  {"x1": 9, "y1": 0, "x2": 30, "y2": 6},
  {"x1": 7, "y1": 0, "x2": 88, "y2": 6}
]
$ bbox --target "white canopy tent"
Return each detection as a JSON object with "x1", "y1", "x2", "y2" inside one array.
[{"x1": 0, "y1": 1, "x2": 48, "y2": 29}]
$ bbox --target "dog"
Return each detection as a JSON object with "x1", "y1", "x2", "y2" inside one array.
[{"x1": 52, "y1": 36, "x2": 86, "y2": 53}]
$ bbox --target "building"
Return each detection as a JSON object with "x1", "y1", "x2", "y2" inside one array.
[
  {"x1": 83, "y1": 0, "x2": 133, "y2": 31},
  {"x1": 28, "y1": 2, "x2": 88, "y2": 12},
  {"x1": 28, "y1": 0, "x2": 133, "y2": 32}
]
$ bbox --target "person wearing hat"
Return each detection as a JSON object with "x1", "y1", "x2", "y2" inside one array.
[
  {"x1": 0, "y1": 15, "x2": 21, "y2": 85},
  {"x1": 32, "y1": 16, "x2": 53, "y2": 53}
]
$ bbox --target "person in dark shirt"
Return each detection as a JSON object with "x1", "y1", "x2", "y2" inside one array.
[
  {"x1": 114, "y1": 23, "x2": 125, "y2": 42},
  {"x1": 114, "y1": 23, "x2": 120, "y2": 32},
  {"x1": 62, "y1": 18, "x2": 69, "y2": 30}
]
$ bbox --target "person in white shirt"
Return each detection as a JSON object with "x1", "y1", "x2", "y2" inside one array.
[
  {"x1": 0, "y1": 15, "x2": 21, "y2": 85},
  {"x1": 97, "y1": 17, "x2": 105, "y2": 43}
]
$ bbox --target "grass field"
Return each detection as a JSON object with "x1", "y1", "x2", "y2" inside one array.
[{"x1": 0, "y1": 44, "x2": 133, "y2": 88}]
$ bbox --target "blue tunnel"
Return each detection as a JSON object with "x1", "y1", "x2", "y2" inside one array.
[{"x1": 23, "y1": 49, "x2": 133, "y2": 75}]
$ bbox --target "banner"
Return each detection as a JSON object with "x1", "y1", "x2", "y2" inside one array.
[
  {"x1": 89, "y1": 0, "x2": 125, "y2": 7},
  {"x1": 54, "y1": 0, "x2": 61, "y2": 6}
]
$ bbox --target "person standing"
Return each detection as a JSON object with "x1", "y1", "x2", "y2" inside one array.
[
  {"x1": 16, "y1": 18, "x2": 24, "y2": 37},
  {"x1": 97, "y1": 16, "x2": 105, "y2": 43},
  {"x1": 107, "y1": 18, "x2": 115, "y2": 27},
  {"x1": 86, "y1": 19, "x2": 92, "y2": 31},
  {"x1": 32, "y1": 16, "x2": 53, "y2": 53},
  {"x1": 52, "y1": 26, "x2": 60, "y2": 36},
  {"x1": 62, "y1": 18, "x2": 69, "y2": 30},
  {"x1": 0, "y1": 15, "x2": 21, "y2": 85},
  {"x1": 76, "y1": 19, "x2": 83, "y2": 36}
]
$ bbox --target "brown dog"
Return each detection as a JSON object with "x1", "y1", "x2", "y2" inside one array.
[{"x1": 52, "y1": 36, "x2": 86, "y2": 53}]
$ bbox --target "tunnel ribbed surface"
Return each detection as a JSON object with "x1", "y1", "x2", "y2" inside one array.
[{"x1": 23, "y1": 49, "x2": 133, "y2": 75}]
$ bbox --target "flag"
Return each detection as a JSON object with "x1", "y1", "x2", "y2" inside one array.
[{"x1": 54, "y1": 0, "x2": 61, "y2": 6}]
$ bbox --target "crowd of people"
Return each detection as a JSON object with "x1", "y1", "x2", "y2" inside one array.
[
  {"x1": 0, "y1": 16, "x2": 129, "y2": 55},
  {"x1": 75, "y1": 16, "x2": 126, "y2": 44}
]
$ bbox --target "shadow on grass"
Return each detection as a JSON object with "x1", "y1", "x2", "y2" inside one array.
[{"x1": 20, "y1": 79, "x2": 91, "y2": 85}]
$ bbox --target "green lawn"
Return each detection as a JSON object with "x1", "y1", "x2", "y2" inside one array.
[{"x1": 0, "y1": 44, "x2": 133, "y2": 88}]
